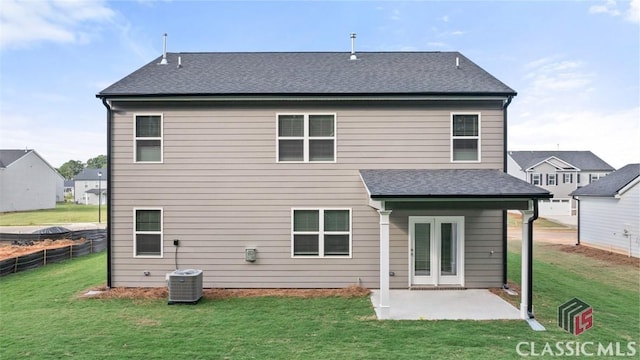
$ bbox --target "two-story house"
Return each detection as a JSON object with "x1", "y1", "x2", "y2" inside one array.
[
  {"x1": 0, "y1": 149, "x2": 64, "y2": 212},
  {"x1": 507, "y1": 151, "x2": 614, "y2": 216},
  {"x1": 73, "y1": 168, "x2": 107, "y2": 206},
  {"x1": 97, "y1": 51, "x2": 550, "y2": 320}
]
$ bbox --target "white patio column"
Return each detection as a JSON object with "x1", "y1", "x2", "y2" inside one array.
[
  {"x1": 520, "y1": 207, "x2": 534, "y2": 320},
  {"x1": 378, "y1": 209, "x2": 392, "y2": 319}
]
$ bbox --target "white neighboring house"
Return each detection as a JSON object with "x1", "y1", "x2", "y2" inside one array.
[
  {"x1": 0, "y1": 149, "x2": 64, "y2": 212},
  {"x1": 571, "y1": 164, "x2": 640, "y2": 258},
  {"x1": 507, "y1": 151, "x2": 614, "y2": 216},
  {"x1": 73, "y1": 168, "x2": 107, "y2": 205}
]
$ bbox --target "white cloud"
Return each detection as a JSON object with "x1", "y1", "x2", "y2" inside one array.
[
  {"x1": 589, "y1": 0, "x2": 640, "y2": 23},
  {"x1": 520, "y1": 56, "x2": 595, "y2": 106},
  {"x1": 589, "y1": 0, "x2": 621, "y2": 16},
  {"x1": 0, "y1": 112, "x2": 106, "y2": 167},
  {"x1": 0, "y1": 0, "x2": 115, "y2": 49},
  {"x1": 509, "y1": 107, "x2": 640, "y2": 169},
  {"x1": 511, "y1": 55, "x2": 639, "y2": 168},
  {"x1": 391, "y1": 9, "x2": 401, "y2": 21},
  {"x1": 441, "y1": 15, "x2": 449, "y2": 22},
  {"x1": 628, "y1": 0, "x2": 640, "y2": 23}
]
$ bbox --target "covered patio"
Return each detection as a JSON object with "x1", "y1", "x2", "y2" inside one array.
[{"x1": 359, "y1": 169, "x2": 552, "y2": 328}]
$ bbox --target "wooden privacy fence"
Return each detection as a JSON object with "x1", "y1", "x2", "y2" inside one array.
[{"x1": 0, "y1": 229, "x2": 106, "y2": 277}]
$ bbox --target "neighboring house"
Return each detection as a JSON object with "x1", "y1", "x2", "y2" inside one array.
[
  {"x1": 97, "y1": 51, "x2": 551, "y2": 320},
  {"x1": 0, "y1": 149, "x2": 64, "y2": 212},
  {"x1": 73, "y1": 168, "x2": 107, "y2": 205},
  {"x1": 507, "y1": 151, "x2": 614, "y2": 216},
  {"x1": 571, "y1": 164, "x2": 640, "y2": 258},
  {"x1": 64, "y1": 179, "x2": 75, "y2": 200}
]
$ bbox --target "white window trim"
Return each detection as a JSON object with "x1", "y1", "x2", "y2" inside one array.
[
  {"x1": 276, "y1": 113, "x2": 337, "y2": 163},
  {"x1": 547, "y1": 173, "x2": 557, "y2": 186},
  {"x1": 291, "y1": 208, "x2": 352, "y2": 258},
  {"x1": 133, "y1": 207, "x2": 163, "y2": 258},
  {"x1": 450, "y1": 112, "x2": 481, "y2": 163},
  {"x1": 134, "y1": 113, "x2": 164, "y2": 163}
]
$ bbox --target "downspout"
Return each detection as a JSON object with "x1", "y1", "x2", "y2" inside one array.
[
  {"x1": 575, "y1": 197, "x2": 581, "y2": 245},
  {"x1": 101, "y1": 97, "x2": 113, "y2": 288},
  {"x1": 502, "y1": 95, "x2": 514, "y2": 288},
  {"x1": 526, "y1": 199, "x2": 539, "y2": 318}
]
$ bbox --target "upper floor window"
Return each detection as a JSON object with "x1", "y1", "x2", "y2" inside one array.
[
  {"x1": 135, "y1": 115, "x2": 162, "y2": 162},
  {"x1": 531, "y1": 173, "x2": 542, "y2": 185},
  {"x1": 563, "y1": 173, "x2": 573, "y2": 184},
  {"x1": 451, "y1": 113, "x2": 480, "y2": 162},
  {"x1": 589, "y1": 173, "x2": 605, "y2": 183},
  {"x1": 547, "y1": 174, "x2": 557, "y2": 186},
  {"x1": 134, "y1": 208, "x2": 163, "y2": 257},
  {"x1": 277, "y1": 114, "x2": 336, "y2": 162},
  {"x1": 292, "y1": 208, "x2": 351, "y2": 257}
]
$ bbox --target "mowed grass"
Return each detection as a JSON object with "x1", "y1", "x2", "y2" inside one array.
[
  {"x1": 0, "y1": 203, "x2": 107, "y2": 226},
  {"x1": 1, "y1": 245, "x2": 638, "y2": 358}
]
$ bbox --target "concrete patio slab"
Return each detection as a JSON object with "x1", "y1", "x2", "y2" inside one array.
[{"x1": 370, "y1": 289, "x2": 521, "y2": 320}]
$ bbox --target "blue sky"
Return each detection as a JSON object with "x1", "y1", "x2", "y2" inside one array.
[{"x1": 1, "y1": 0, "x2": 638, "y2": 168}]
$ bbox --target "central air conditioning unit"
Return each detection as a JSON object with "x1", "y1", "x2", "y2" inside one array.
[{"x1": 167, "y1": 269, "x2": 203, "y2": 305}]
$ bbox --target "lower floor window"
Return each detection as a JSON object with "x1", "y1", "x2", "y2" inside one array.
[
  {"x1": 135, "y1": 208, "x2": 162, "y2": 257},
  {"x1": 292, "y1": 208, "x2": 351, "y2": 257}
]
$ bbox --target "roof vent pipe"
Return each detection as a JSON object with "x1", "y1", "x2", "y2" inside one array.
[
  {"x1": 160, "y1": 33, "x2": 168, "y2": 65},
  {"x1": 350, "y1": 33, "x2": 357, "y2": 60},
  {"x1": 177, "y1": 56, "x2": 182, "y2": 68},
  {"x1": 456, "y1": 56, "x2": 460, "y2": 69}
]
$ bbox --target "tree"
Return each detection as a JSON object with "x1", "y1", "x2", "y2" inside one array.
[
  {"x1": 58, "y1": 160, "x2": 85, "y2": 179},
  {"x1": 86, "y1": 155, "x2": 107, "y2": 169}
]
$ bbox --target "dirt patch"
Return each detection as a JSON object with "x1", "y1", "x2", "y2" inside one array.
[
  {"x1": 85, "y1": 285, "x2": 371, "y2": 300},
  {"x1": 489, "y1": 281, "x2": 521, "y2": 308},
  {"x1": 0, "y1": 239, "x2": 86, "y2": 261}
]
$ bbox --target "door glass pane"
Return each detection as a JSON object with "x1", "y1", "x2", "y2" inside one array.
[
  {"x1": 414, "y1": 223, "x2": 431, "y2": 276},
  {"x1": 440, "y1": 223, "x2": 457, "y2": 276}
]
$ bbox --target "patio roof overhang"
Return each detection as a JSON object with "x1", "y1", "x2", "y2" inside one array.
[
  {"x1": 359, "y1": 169, "x2": 552, "y2": 202},
  {"x1": 359, "y1": 169, "x2": 550, "y2": 329}
]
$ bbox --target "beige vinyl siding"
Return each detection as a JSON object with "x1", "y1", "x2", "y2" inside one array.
[
  {"x1": 388, "y1": 209, "x2": 503, "y2": 289},
  {"x1": 109, "y1": 101, "x2": 505, "y2": 288}
]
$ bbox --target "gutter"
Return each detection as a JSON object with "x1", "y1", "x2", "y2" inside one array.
[
  {"x1": 526, "y1": 199, "x2": 539, "y2": 318},
  {"x1": 575, "y1": 197, "x2": 581, "y2": 245},
  {"x1": 100, "y1": 98, "x2": 113, "y2": 288},
  {"x1": 502, "y1": 95, "x2": 514, "y2": 288}
]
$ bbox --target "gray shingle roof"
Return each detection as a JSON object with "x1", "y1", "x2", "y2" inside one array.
[
  {"x1": 359, "y1": 169, "x2": 551, "y2": 198},
  {"x1": 0, "y1": 149, "x2": 31, "y2": 168},
  {"x1": 570, "y1": 164, "x2": 640, "y2": 197},
  {"x1": 508, "y1": 151, "x2": 614, "y2": 172},
  {"x1": 73, "y1": 168, "x2": 107, "y2": 181},
  {"x1": 98, "y1": 52, "x2": 516, "y2": 97}
]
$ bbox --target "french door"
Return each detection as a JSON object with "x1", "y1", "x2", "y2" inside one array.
[{"x1": 409, "y1": 216, "x2": 464, "y2": 286}]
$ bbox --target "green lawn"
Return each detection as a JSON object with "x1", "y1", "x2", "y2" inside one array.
[
  {"x1": 0, "y1": 203, "x2": 107, "y2": 226},
  {"x1": 1, "y1": 244, "x2": 638, "y2": 358}
]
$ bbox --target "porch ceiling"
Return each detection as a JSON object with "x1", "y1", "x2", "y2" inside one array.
[{"x1": 359, "y1": 169, "x2": 552, "y2": 200}]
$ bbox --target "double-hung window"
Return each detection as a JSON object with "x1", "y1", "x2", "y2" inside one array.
[
  {"x1": 278, "y1": 114, "x2": 336, "y2": 162},
  {"x1": 563, "y1": 173, "x2": 573, "y2": 184},
  {"x1": 547, "y1": 174, "x2": 557, "y2": 186},
  {"x1": 292, "y1": 209, "x2": 351, "y2": 257},
  {"x1": 135, "y1": 115, "x2": 162, "y2": 162},
  {"x1": 134, "y1": 209, "x2": 163, "y2": 257},
  {"x1": 451, "y1": 113, "x2": 480, "y2": 162},
  {"x1": 531, "y1": 173, "x2": 542, "y2": 185}
]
